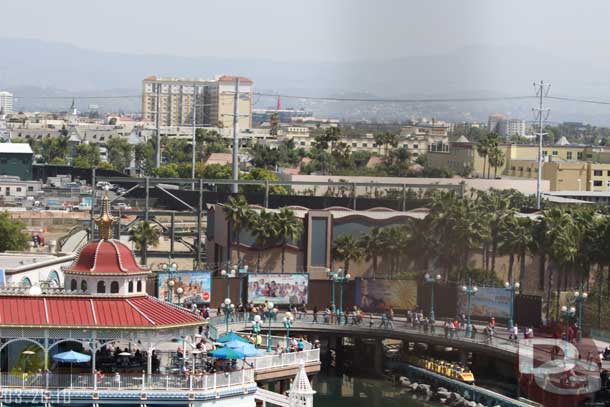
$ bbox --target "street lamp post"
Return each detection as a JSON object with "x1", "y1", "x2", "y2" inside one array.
[
  {"x1": 462, "y1": 278, "x2": 478, "y2": 338},
  {"x1": 504, "y1": 281, "x2": 520, "y2": 330},
  {"x1": 221, "y1": 267, "x2": 236, "y2": 302},
  {"x1": 283, "y1": 312, "x2": 294, "y2": 348},
  {"x1": 424, "y1": 273, "x2": 442, "y2": 323},
  {"x1": 573, "y1": 287, "x2": 588, "y2": 341},
  {"x1": 264, "y1": 302, "x2": 278, "y2": 352},
  {"x1": 238, "y1": 265, "x2": 249, "y2": 308},
  {"x1": 176, "y1": 287, "x2": 184, "y2": 306},
  {"x1": 252, "y1": 315, "x2": 262, "y2": 343},
  {"x1": 161, "y1": 261, "x2": 178, "y2": 303},
  {"x1": 221, "y1": 298, "x2": 235, "y2": 333},
  {"x1": 327, "y1": 267, "x2": 349, "y2": 319},
  {"x1": 325, "y1": 268, "x2": 336, "y2": 312}
]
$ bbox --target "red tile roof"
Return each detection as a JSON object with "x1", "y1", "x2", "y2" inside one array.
[
  {"x1": 218, "y1": 75, "x2": 253, "y2": 84},
  {"x1": 0, "y1": 295, "x2": 203, "y2": 329},
  {"x1": 65, "y1": 240, "x2": 149, "y2": 275}
]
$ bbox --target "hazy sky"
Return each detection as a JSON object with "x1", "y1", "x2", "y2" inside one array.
[{"x1": 2, "y1": 0, "x2": 610, "y2": 62}]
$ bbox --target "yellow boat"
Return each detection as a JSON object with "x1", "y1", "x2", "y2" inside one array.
[{"x1": 404, "y1": 354, "x2": 475, "y2": 384}]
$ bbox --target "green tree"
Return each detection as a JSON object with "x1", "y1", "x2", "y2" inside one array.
[
  {"x1": 0, "y1": 212, "x2": 29, "y2": 251},
  {"x1": 128, "y1": 221, "x2": 161, "y2": 265},
  {"x1": 273, "y1": 208, "x2": 303, "y2": 273},
  {"x1": 488, "y1": 146, "x2": 506, "y2": 178},
  {"x1": 247, "y1": 209, "x2": 277, "y2": 272},
  {"x1": 107, "y1": 138, "x2": 133, "y2": 173},
  {"x1": 332, "y1": 235, "x2": 363, "y2": 275},
  {"x1": 358, "y1": 227, "x2": 384, "y2": 278},
  {"x1": 73, "y1": 144, "x2": 100, "y2": 168},
  {"x1": 224, "y1": 195, "x2": 251, "y2": 266}
]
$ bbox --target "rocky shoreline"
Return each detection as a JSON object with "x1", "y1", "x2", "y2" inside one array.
[{"x1": 398, "y1": 376, "x2": 502, "y2": 407}]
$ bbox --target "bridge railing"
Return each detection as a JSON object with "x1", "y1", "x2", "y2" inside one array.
[
  {"x1": 210, "y1": 311, "x2": 525, "y2": 355},
  {"x1": 0, "y1": 369, "x2": 255, "y2": 391}
]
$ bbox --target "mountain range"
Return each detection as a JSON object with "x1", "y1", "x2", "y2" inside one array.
[{"x1": 1, "y1": 38, "x2": 610, "y2": 124}]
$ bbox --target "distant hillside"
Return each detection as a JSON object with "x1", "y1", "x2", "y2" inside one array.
[{"x1": 1, "y1": 38, "x2": 610, "y2": 124}]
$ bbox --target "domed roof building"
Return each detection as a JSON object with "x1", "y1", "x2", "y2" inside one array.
[{"x1": 64, "y1": 193, "x2": 150, "y2": 294}]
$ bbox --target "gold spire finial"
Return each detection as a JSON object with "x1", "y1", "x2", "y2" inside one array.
[{"x1": 94, "y1": 189, "x2": 118, "y2": 240}]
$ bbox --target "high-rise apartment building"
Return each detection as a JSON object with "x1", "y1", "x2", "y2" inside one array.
[
  {"x1": 141, "y1": 75, "x2": 252, "y2": 131},
  {"x1": 488, "y1": 114, "x2": 525, "y2": 137},
  {"x1": 0, "y1": 92, "x2": 14, "y2": 114}
]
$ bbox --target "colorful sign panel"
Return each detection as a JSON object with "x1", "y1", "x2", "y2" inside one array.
[
  {"x1": 157, "y1": 271, "x2": 212, "y2": 305},
  {"x1": 355, "y1": 279, "x2": 417, "y2": 311},
  {"x1": 247, "y1": 274, "x2": 309, "y2": 305},
  {"x1": 457, "y1": 286, "x2": 511, "y2": 319}
]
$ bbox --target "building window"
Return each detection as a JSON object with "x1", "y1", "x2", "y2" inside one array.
[
  {"x1": 567, "y1": 152, "x2": 572, "y2": 160},
  {"x1": 594, "y1": 170, "x2": 603, "y2": 176},
  {"x1": 594, "y1": 180, "x2": 603, "y2": 187},
  {"x1": 97, "y1": 281, "x2": 106, "y2": 293},
  {"x1": 128, "y1": 281, "x2": 134, "y2": 293},
  {"x1": 27, "y1": 186, "x2": 33, "y2": 191},
  {"x1": 81, "y1": 280, "x2": 87, "y2": 291},
  {"x1": 413, "y1": 144, "x2": 418, "y2": 149},
  {"x1": 16, "y1": 187, "x2": 21, "y2": 192},
  {"x1": 511, "y1": 166, "x2": 516, "y2": 171},
  {"x1": 577, "y1": 152, "x2": 583, "y2": 160},
  {"x1": 137, "y1": 281, "x2": 143, "y2": 292},
  {"x1": 518, "y1": 167, "x2": 523, "y2": 172},
  {"x1": 362, "y1": 143, "x2": 367, "y2": 147},
  {"x1": 70, "y1": 279, "x2": 77, "y2": 291},
  {"x1": 110, "y1": 281, "x2": 119, "y2": 293},
  {"x1": 542, "y1": 151, "x2": 548, "y2": 156},
  {"x1": 21, "y1": 277, "x2": 32, "y2": 288},
  {"x1": 352, "y1": 143, "x2": 357, "y2": 147},
  {"x1": 552, "y1": 151, "x2": 558, "y2": 156},
  {"x1": 587, "y1": 154, "x2": 593, "y2": 159}
]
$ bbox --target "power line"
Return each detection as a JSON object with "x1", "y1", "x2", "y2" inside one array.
[
  {"x1": 547, "y1": 96, "x2": 610, "y2": 106},
  {"x1": 252, "y1": 92, "x2": 534, "y2": 103},
  {"x1": 12, "y1": 91, "x2": 610, "y2": 106}
]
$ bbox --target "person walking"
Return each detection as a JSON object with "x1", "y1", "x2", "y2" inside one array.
[{"x1": 312, "y1": 306, "x2": 318, "y2": 324}]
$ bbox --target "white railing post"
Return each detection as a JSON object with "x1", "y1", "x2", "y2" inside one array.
[
  {"x1": 189, "y1": 374, "x2": 193, "y2": 391},
  {"x1": 213, "y1": 373, "x2": 217, "y2": 390},
  {"x1": 142, "y1": 372, "x2": 146, "y2": 391},
  {"x1": 93, "y1": 372, "x2": 97, "y2": 390},
  {"x1": 205, "y1": 373, "x2": 208, "y2": 390},
  {"x1": 242, "y1": 368, "x2": 245, "y2": 385},
  {"x1": 165, "y1": 375, "x2": 169, "y2": 391}
]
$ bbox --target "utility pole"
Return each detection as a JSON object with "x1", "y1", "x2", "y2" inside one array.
[
  {"x1": 231, "y1": 77, "x2": 240, "y2": 194},
  {"x1": 191, "y1": 84, "x2": 198, "y2": 188},
  {"x1": 155, "y1": 83, "x2": 161, "y2": 168},
  {"x1": 533, "y1": 80, "x2": 551, "y2": 210}
]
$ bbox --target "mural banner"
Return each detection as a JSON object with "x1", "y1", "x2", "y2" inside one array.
[
  {"x1": 457, "y1": 286, "x2": 511, "y2": 319},
  {"x1": 247, "y1": 274, "x2": 309, "y2": 305},
  {"x1": 157, "y1": 271, "x2": 212, "y2": 305},
  {"x1": 355, "y1": 279, "x2": 417, "y2": 311}
]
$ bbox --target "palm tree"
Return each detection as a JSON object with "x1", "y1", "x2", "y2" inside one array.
[
  {"x1": 544, "y1": 208, "x2": 579, "y2": 319},
  {"x1": 332, "y1": 235, "x2": 364, "y2": 275},
  {"x1": 498, "y1": 214, "x2": 533, "y2": 286},
  {"x1": 359, "y1": 227, "x2": 384, "y2": 278},
  {"x1": 273, "y1": 208, "x2": 303, "y2": 273},
  {"x1": 224, "y1": 195, "x2": 252, "y2": 266},
  {"x1": 128, "y1": 221, "x2": 161, "y2": 265},
  {"x1": 476, "y1": 138, "x2": 490, "y2": 178},
  {"x1": 247, "y1": 209, "x2": 277, "y2": 272},
  {"x1": 488, "y1": 146, "x2": 506, "y2": 179}
]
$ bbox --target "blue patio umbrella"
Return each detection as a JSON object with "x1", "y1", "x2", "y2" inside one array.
[
  {"x1": 216, "y1": 332, "x2": 249, "y2": 344},
  {"x1": 207, "y1": 347, "x2": 245, "y2": 360},
  {"x1": 52, "y1": 351, "x2": 91, "y2": 363},
  {"x1": 52, "y1": 350, "x2": 91, "y2": 388},
  {"x1": 225, "y1": 341, "x2": 263, "y2": 357}
]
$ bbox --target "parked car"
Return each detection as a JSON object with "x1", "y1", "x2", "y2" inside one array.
[{"x1": 112, "y1": 203, "x2": 132, "y2": 210}]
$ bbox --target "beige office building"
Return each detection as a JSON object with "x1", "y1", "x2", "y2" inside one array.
[
  {"x1": 141, "y1": 75, "x2": 253, "y2": 130},
  {"x1": 427, "y1": 138, "x2": 610, "y2": 191}
]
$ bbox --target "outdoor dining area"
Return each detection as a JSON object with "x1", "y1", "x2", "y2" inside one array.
[{"x1": 1, "y1": 331, "x2": 268, "y2": 390}]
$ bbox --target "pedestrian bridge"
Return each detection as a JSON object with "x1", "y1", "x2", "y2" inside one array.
[{"x1": 210, "y1": 313, "x2": 525, "y2": 363}]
